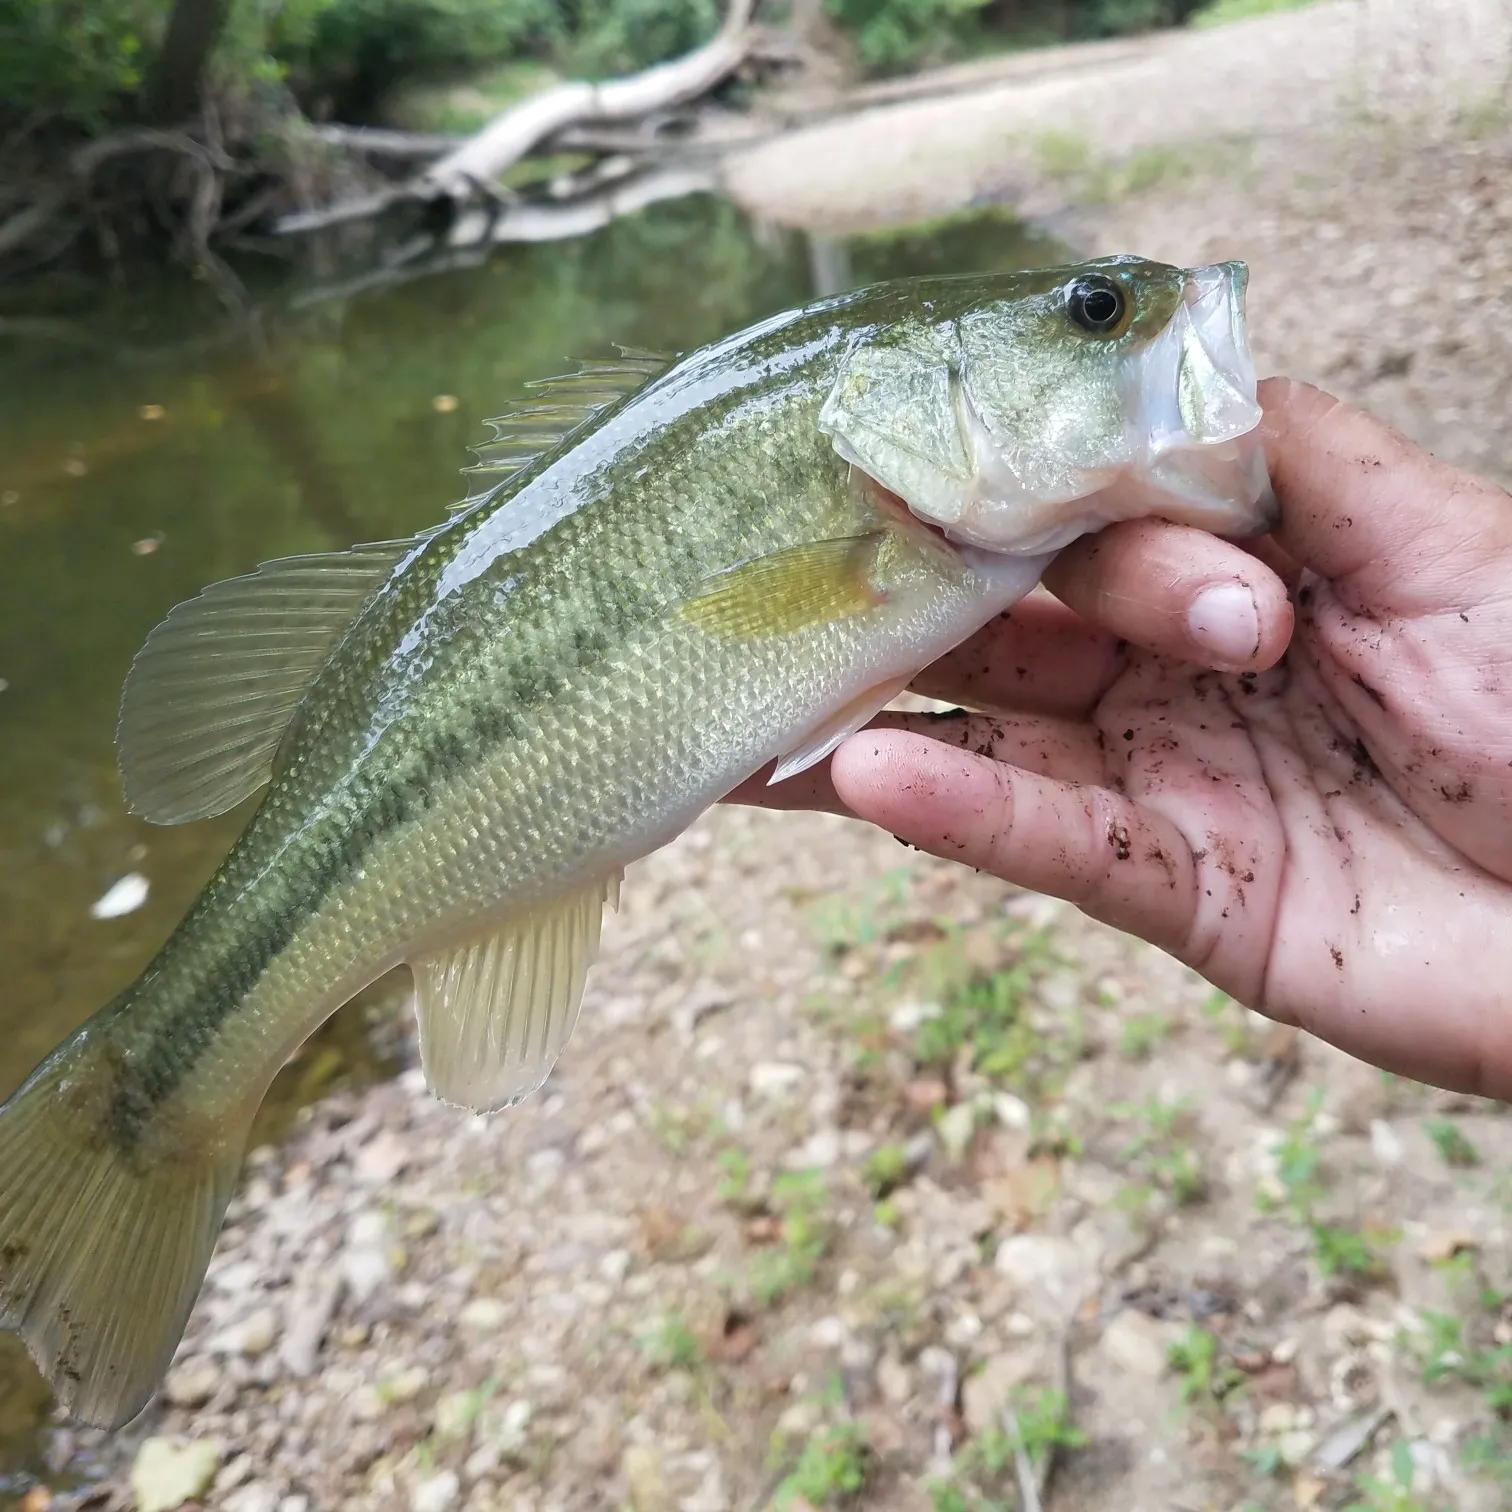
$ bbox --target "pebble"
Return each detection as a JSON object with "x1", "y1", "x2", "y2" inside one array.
[
  {"x1": 749, "y1": 1061, "x2": 805, "y2": 1098},
  {"x1": 875, "y1": 1354, "x2": 912, "y2": 1405},
  {"x1": 622, "y1": 1444, "x2": 671, "y2": 1512},
  {"x1": 209, "y1": 1307, "x2": 278, "y2": 1358},
  {"x1": 993, "y1": 1233, "x2": 1080, "y2": 1288},
  {"x1": 1369, "y1": 1119, "x2": 1405, "y2": 1166},
  {"x1": 433, "y1": 1390, "x2": 482, "y2": 1441},
  {"x1": 130, "y1": 1437, "x2": 221, "y2": 1512},
  {"x1": 410, "y1": 1470, "x2": 461, "y2": 1512},
  {"x1": 381, "y1": 1365, "x2": 429, "y2": 1404},
  {"x1": 961, "y1": 1348, "x2": 1040, "y2": 1433},
  {"x1": 936, "y1": 1102, "x2": 978, "y2": 1162},
  {"x1": 163, "y1": 1357, "x2": 220, "y2": 1408},
  {"x1": 459, "y1": 1296, "x2": 509, "y2": 1331},
  {"x1": 223, "y1": 1486, "x2": 280, "y2": 1512},
  {"x1": 1100, "y1": 1310, "x2": 1181, "y2": 1378}
]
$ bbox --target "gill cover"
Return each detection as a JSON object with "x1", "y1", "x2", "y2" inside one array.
[{"x1": 817, "y1": 255, "x2": 1278, "y2": 554}]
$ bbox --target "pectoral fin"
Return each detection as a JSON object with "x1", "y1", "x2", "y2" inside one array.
[
  {"x1": 410, "y1": 871, "x2": 622, "y2": 1115},
  {"x1": 769, "y1": 673, "x2": 915, "y2": 785},
  {"x1": 680, "y1": 534, "x2": 888, "y2": 641}
]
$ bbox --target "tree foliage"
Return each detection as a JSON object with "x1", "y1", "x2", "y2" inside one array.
[{"x1": 0, "y1": 0, "x2": 1245, "y2": 134}]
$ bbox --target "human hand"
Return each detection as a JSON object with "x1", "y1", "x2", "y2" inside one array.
[{"x1": 731, "y1": 379, "x2": 1512, "y2": 1100}]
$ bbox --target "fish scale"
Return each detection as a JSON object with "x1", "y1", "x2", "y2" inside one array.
[{"x1": 0, "y1": 256, "x2": 1276, "y2": 1429}]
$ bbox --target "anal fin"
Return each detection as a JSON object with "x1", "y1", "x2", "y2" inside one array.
[
  {"x1": 410, "y1": 870, "x2": 622, "y2": 1115},
  {"x1": 769, "y1": 674, "x2": 914, "y2": 785}
]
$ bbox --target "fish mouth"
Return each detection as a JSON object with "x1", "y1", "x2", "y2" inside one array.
[{"x1": 1122, "y1": 261, "x2": 1279, "y2": 538}]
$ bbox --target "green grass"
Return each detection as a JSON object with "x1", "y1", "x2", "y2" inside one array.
[
  {"x1": 923, "y1": 1388, "x2": 1084, "y2": 1511},
  {"x1": 1168, "y1": 1325, "x2": 1245, "y2": 1407},
  {"x1": 1112, "y1": 1094, "x2": 1207, "y2": 1206},
  {"x1": 746, "y1": 1169, "x2": 832, "y2": 1309},
  {"x1": 771, "y1": 1420, "x2": 870, "y2": 1508},
  {"x1": 1340, "y1": 1439, "x2": 1446, "y2": 1512},
  {"x1": 1118, "y1": 1009, "x2": 1171, "y2": 1061},
  {"x1": 1259, "y1": 1088, "x2": 1397, "y2": 1281},
  {"x1": 861, "y1": 1142, "x2": 911, "y2": 1199},
  {"x1": 1424, "y1": 1118, "x2": 1481, "y2": 1168},
  {"x1": 637, "y1": 1310, "x2": 705, "y2": 1373},
  {"x1": 1188, "y1": 0, "x2": 1323, "y2": 27}
]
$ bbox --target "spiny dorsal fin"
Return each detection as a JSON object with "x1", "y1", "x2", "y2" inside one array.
[
  {"x1": 116, "y1": 539, "x2": 416, "y2": 825},
  {"x1": 452, "y1": 348, "x2": 674, "y2": 515},
  {"x1": 410, "y1": 869, "x2": 623, "y2": 1114}
]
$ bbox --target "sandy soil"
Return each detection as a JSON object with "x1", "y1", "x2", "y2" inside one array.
[{"x1": 23, "y1": 7, "x2": 1512, "y2": 1512}]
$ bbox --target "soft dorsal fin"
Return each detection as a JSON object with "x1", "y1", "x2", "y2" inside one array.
[
  {"x1": 452, "y1": 348, "x2": 673, "y2": 515},
  {"x1": 116, "y1": 539, "x2": 416, "y2": 825},
  {"x1": 410, "y1": 869, "x2": 623, "y2": 1114}
]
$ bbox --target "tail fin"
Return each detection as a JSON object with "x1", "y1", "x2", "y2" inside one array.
[{"x1": 0, "y1": 1040, "x2": 245, "y2": 1429}]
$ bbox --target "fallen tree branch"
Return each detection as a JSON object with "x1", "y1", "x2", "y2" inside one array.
[
  {"x1": 274, "y1": 0, "x2": 755, "y2": 237},
  {"x1": 415, "y1": 0, "x2": 753, "y2": 201}
]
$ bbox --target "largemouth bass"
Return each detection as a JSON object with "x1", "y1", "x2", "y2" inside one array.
[{"x1": 0, "y1": 256, "x2": 1275, "y2": 1428}]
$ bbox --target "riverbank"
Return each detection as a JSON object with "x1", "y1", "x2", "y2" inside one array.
[{"x1": 23, "y1": 11, "x2": 1512, "y2": 1512}]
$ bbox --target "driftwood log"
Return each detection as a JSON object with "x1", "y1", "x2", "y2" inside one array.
[{"x1": 273, "y1": 0, "x2": 759, "y2": 238}]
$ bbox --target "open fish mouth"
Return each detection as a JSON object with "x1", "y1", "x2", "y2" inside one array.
[{"x1": 1119, "y1": 260, "x2": 1280, "y2": 541}]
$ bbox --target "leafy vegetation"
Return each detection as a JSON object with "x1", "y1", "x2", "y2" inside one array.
[
  {"x1": 3, "y1": 0, "x2": 1299, "y2": 136},
  {"x1": 923, "y1": 1388, "x2": 1085, "y2": 1510}
]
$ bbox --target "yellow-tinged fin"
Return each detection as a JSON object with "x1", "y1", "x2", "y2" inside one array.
[
  {"x1": 410, "y1": 870, "x2": 622, "y2": 1115},
  {"x1": 116, "y1": 540, "x2": 415, "y2": 825},
  {"x1": 0, "y1": 1042, "x2": 249, "y2": 1429},
  {"x1": 454, "y1": 349, "x2": 673, "y2": 515},
  {"x1": 680, "y1": 534, "x2": 889, "y2": 642},
  {"x1": 769, "y1": 673, "x2": 915, "y2": 785}
]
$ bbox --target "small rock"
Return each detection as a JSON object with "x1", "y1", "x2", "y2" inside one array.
[
  {"x1": 354, "y1": 1129, "x2": 409, "y2": 1184},
  {"x1": 876, "y1": 1354, "x2": 912, "y2": 1405},
  {"x1": 749, "y1": 1061, "x2": 804, "y2": 1098},
  {"x1": 599, "y1": 1248, "x2": 632, "y2": 1285},
  {"x1": 214, "y1": 1453, "x2": 255, "y2": 1493},
  {"x1": 776, "y1": 1399, "x2": 823, "y2": 1437},
  {"x1": 210, "y1": 1307, "x2": 278, "y2": 1358},
  {"x1": 459, "y1": 1296, "x2": 508, "y2": 1332},
  {"x1": 961, "y1": 1348, "x2": 1040, "y2": 1434},
  {"x1": 622, "y1": 1443, "x2": 671, "y2": 1512},
  {"x1": 1100, "y1": 1310, "x2": 1182, "y2": 1379},
  {"x1": 380, "y1": 1365, "x2": 429, "y2": 1404},
  {"x1": 993, "y1": 1092, "x2": 1031, "y2": 1130},
  {"x1": 342, "y1": 1243, "x2": 392, "y2": 1306},
  {"x1": 280, "y1": 1273, "x2": 342, "y2": 1378},
  {"x1": 1369, "y1": 1120, "x2": 1405, "y2": 1166},
  {"x1": 936, "y1": 1102, "x2": 978, "y2": 1162},
  {"x1": 163, "y1": 1357, "x2": 220, "y2": 1408},
  {"x1": 904, "y1": 1078, "x2": 948, "y2": 1111},
  {"x1": 223, "y1": 1486, "x2": 280, "y2": 1512},
  {"x1": 481, "y1": 1398, "x2": 532, "y2": 1455},
  {"x1": 409, "y1": 1470, "x2": 460, "y2": 1512},
  {"x1": 278, "y1": 1497, "x2": 309, "y2": 1512},
  {"x1": 994, "y1": 1234, "x2": 1079, "y2": 1288},
  {"x1": 1418, "y1": 1229, "x2": 1477, "y2": 1263},
  {"x1": 1279, "y1": 1429, "x2": 1318, "y2": 1467},
  {"x1": 1260, "y1": 1403, "x2": 1298, "y2": 1435},
  {"x1": 888, "y1": 1000, "x2": 941, "y2": 1033},
  {"x1": 433, "y1": 1390, "x2": 482, "y2": 1441},
  {"x1": 130, "y1": 1437, "x2": 221, "y2": 1512}
]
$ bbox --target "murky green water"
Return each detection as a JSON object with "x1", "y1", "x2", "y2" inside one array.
[{"x1": 0, "y1": 194, "x2": 1067, "y2": 1500}]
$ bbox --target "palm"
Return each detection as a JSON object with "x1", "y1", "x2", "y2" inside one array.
[{"x1": 732, "y1": 377, "x2": 1512, "y2": 1099}]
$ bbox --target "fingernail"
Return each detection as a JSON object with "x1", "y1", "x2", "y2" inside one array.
[{"x1": 1187, "y1": 582, "x2": 1259, "y2": 665}]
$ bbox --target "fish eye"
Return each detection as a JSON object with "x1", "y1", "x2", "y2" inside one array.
[{"x1": 1064, "y1": 274, "x2": 1128, "y2": 336}]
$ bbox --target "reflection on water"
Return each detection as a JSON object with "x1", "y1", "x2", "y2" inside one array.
[{"x1": 0, "y1": 194, "x2": 1067, "y2": 1500}]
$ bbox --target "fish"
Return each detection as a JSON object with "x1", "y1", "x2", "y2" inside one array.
[{"x1": 0, "y1": 255, "x2": 1276, "y2": 1429}]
